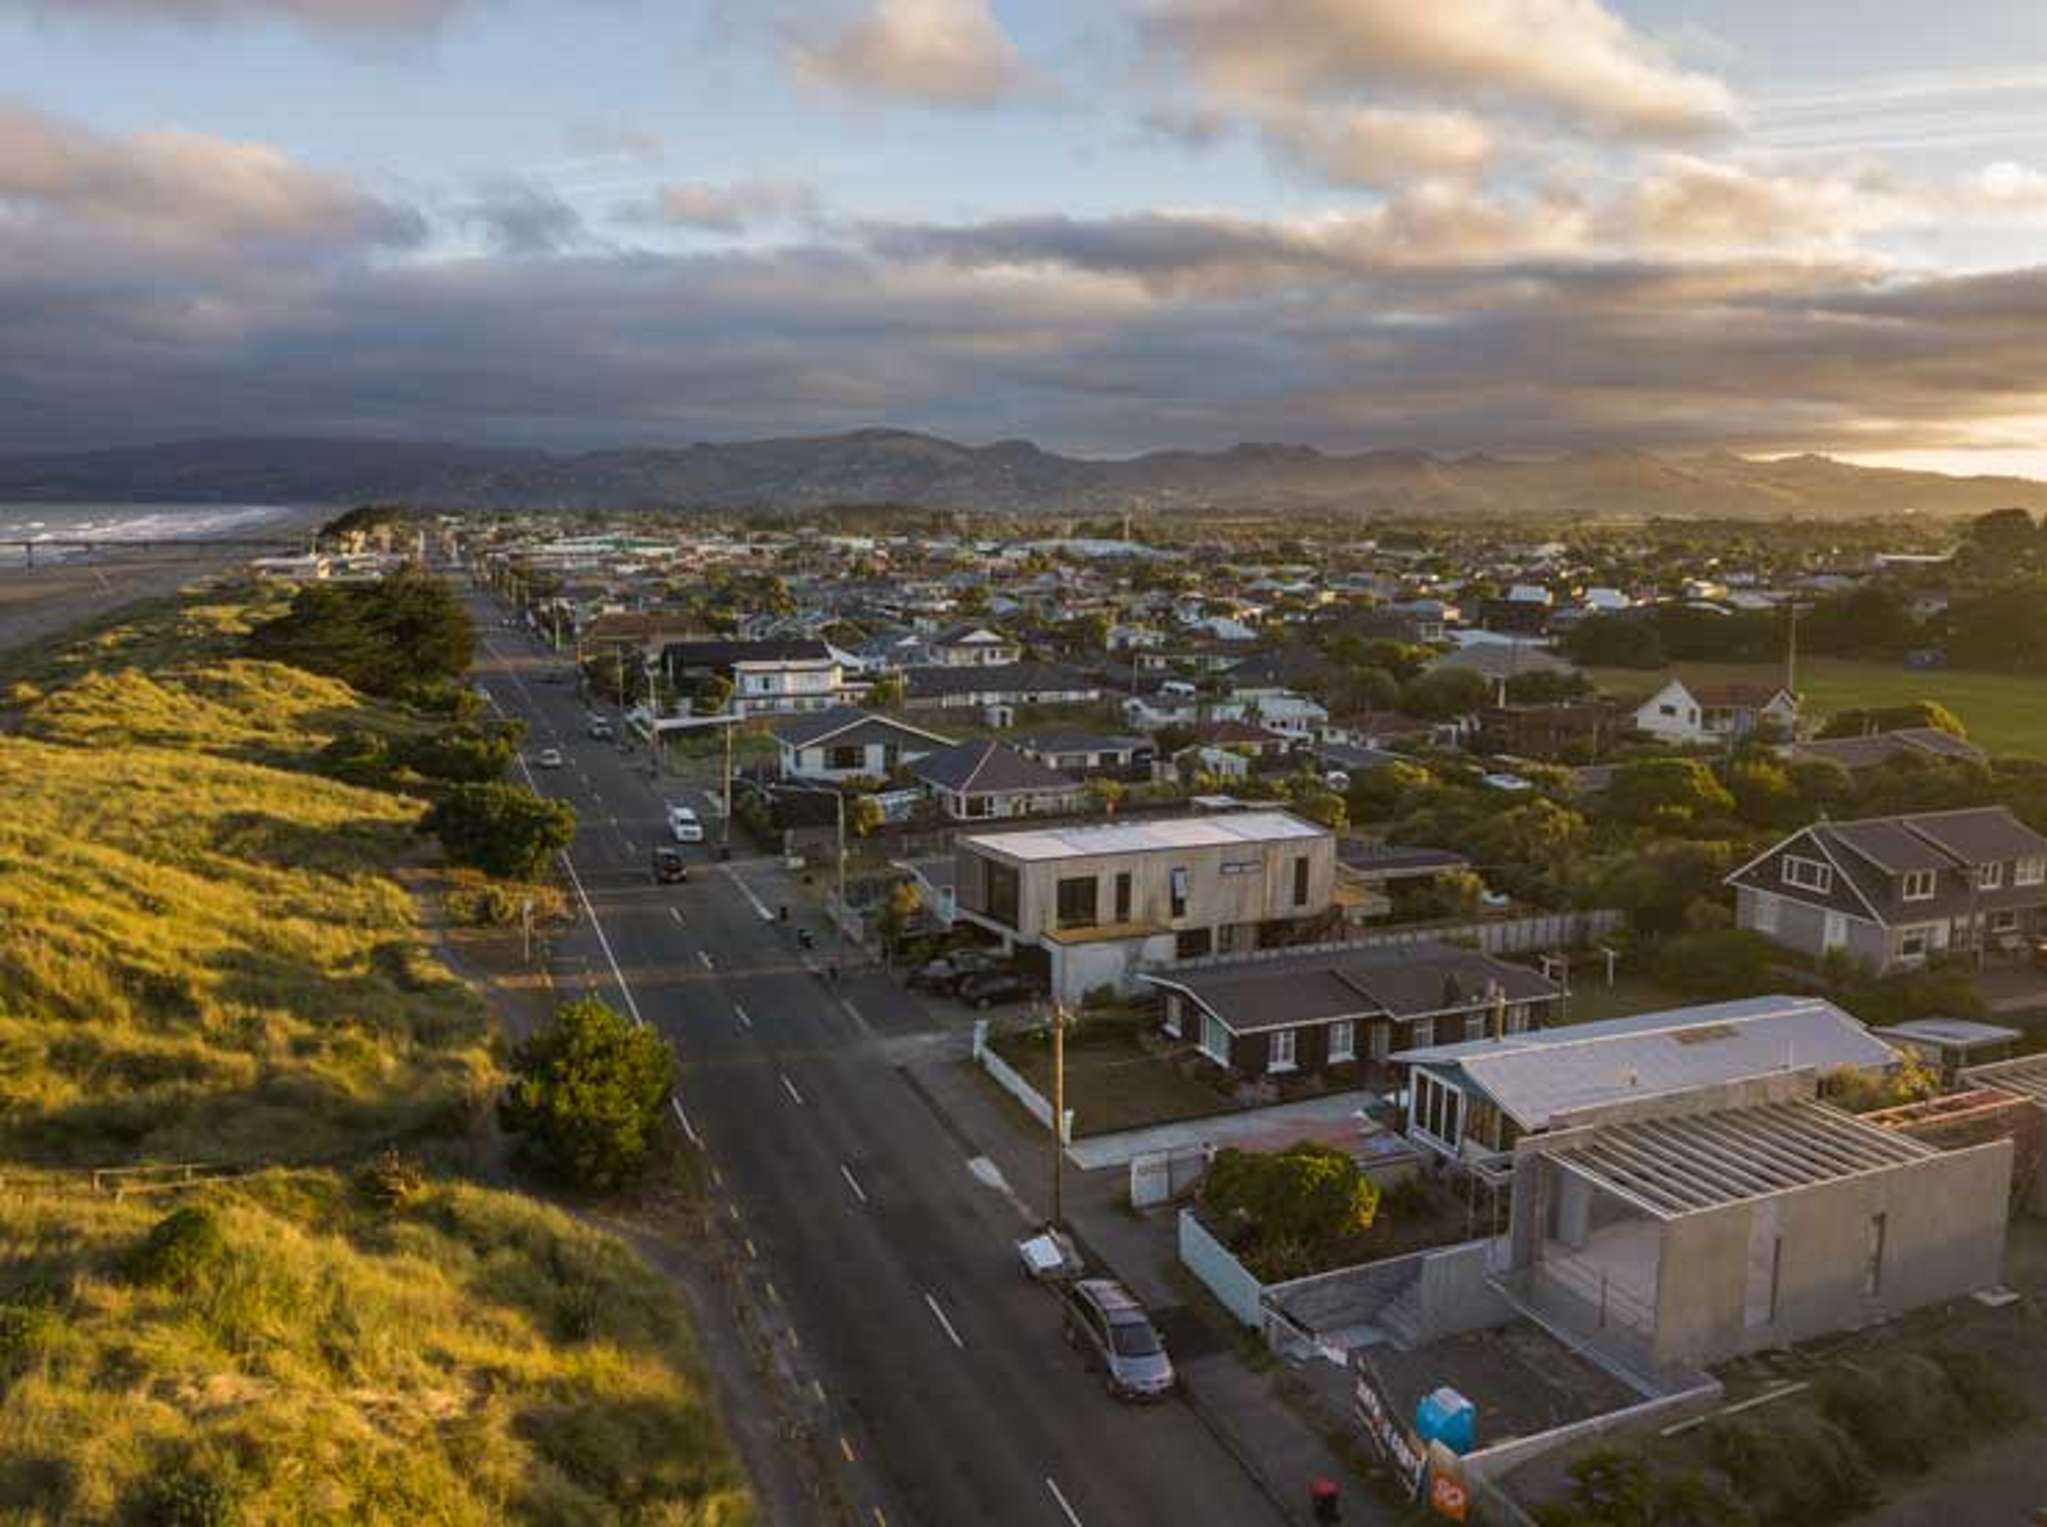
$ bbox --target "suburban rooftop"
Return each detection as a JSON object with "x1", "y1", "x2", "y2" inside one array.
[{"x1": 960, "y1": 809, "x2": 1326, "y2": 862}]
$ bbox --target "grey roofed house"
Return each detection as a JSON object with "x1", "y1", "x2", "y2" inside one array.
[
  {"x1": 913, "y1": 738, "x2": 1075, "y2": 795},
  {"x1": 1335, "y1": 841, "x2": 1472, "y2": 879},
  {"x1": 1791, "y1": 726, "x2": 1986, "y2": 773},
  {"x1": 902, "y1": 660, "x2": 1101, "y2": 706},
  {"x1": 771, "y1": 705, "x2": 952, "y2": 751},
  {"x1": 1423, "y1": 641, "x2": 1577, "y2": 685},
  {"x1": 1391, "y1": 994, "x2": 1897, "y2": 1144},
  {"x1": 1154, "y1": 941, "x2": 1557, "y2": 1033}
]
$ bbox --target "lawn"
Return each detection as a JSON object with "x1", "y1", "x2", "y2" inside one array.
[
  {"x1": 1555, "y1": 972, "x2": 1692, "y2": 1026},
  {"x1": 1585, "y1": 655, "x2": 2047, "y2": 759},
  {"x1": 989, "y1": 1009, "x2": 1235, "y2": 1137}
]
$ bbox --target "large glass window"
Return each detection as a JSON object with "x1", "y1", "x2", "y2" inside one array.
[
  {"x1": 1056, "y1": 876, "x2": 1099, "y2": 930},
  {"x1": 1329, "y1": 1020, "x2": 1355, "y2": 1063},
  {"x1": 1169, "y1": 866, "x2": 1190, "y2": 918},
  {"x1": 1293, "y1": 855, "x2": 1311, "y2": 907},
  {"x1": 1114, "y1": 871, "x2": 1132, "y2": 922},
  {"x1": 983, "y1": 860, "x2": 1020, "y2": 929},
  {"x1": 1269, "y1": 1028, "x2": 1296, "y2": 1072}
]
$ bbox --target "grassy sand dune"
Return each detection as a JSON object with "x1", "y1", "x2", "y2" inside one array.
[{"x1": 0, "y1": 582, "x2": 755, "y2": 1524}]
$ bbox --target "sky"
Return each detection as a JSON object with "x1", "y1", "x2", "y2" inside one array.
[{"x1": 4, "y1": 1, "x2": 2047, "y2": 474}]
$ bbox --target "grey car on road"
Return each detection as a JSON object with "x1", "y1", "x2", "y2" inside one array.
[{"x1": 1062, "y1": 1278, "x2": 1175, "y2": 1401}]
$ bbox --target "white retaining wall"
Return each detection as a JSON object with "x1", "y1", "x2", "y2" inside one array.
[
  {"x1": 1178, "y1": 1209, "x2": 1265, "y2": 1327},
  {"x1": 972, "y1": 1020, "x2": 1074, "y2": 1144}
]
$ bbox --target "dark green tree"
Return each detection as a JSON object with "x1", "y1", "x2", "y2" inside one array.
[
  {"x1": 422, "y1": 782, "x2": 575, "y2": 880},
  {"x1": 500, "y1": 998, "x2": 675, "y2": 1191}
]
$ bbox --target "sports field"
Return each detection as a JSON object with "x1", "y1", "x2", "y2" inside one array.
[{"x1": 1587, "y1": 656, "x2": 2047, "y2": 759}]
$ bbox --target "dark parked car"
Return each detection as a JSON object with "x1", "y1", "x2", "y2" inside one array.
[
  {"x1": 1062, "y1": 1278, "x2": 1174, "y2": 1401},
  {"x1": 956, "y1": 969, "x2": 1039, "y2": 1009},
  {"x1": 906, "y1": 950, "x2": 1002, "y2": 995},
  {"x1": 651, "y1": 847, "x2": 688, "y2": 884}
]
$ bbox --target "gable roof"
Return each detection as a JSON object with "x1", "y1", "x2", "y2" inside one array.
[
  {"x1": 1392, "y1": 995, "x2": 1896, "y2": 1132},
  {"x1": 904, "y1": 661, "x2": 1100, "y2": 700},
  {"x1": 1791, "y1": 728, "x2": 1987, "y2": 772},
  {"x1": 913, "y1": 739, "x2": 1077, "y2": 796},
  {"x1": 666, "y1": 637, "x2": 832, "y2": 668},
  {"x1": 1143, "y1": 939, "x2": 1558, "y2": 1035},
  {"x1": 772, "y1": 705, "x2": 954, "y2": 750}
]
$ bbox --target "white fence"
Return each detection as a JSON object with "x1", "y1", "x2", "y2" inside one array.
[
  {"x1": 972, "y1": 1020, "x2": 1073, "y2": 1144},
  {"x1": 1129, "y1": 1144, "x2": 1209, "y2": 1208},
  {"x1": 1178, "y1": 1208, "x2": 1265, "y2": 1327},
  {"x1": 1151, "y1": 909, "x2": 1625, "y2": 978}
]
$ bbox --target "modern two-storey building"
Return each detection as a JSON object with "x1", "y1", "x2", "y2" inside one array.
[{"x1": 952, "y1": 810, "x2": 1337, "y2": 1001}]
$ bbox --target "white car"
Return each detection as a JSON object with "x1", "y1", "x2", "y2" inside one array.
[
  {"x1": 668, "y1": 805, "x2": 704, "y2": 843},
  {"x1": 535, "y1": 748, "x2": 565, "y2": 769}
]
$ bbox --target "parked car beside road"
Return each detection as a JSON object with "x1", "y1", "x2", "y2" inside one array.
[
  {"x1": 1062, "y1": 1279, "x2": 1174, "y2": 1401},
  {"x1": 956, "y1": 969, "x2": 1040, "y2": 1009}
]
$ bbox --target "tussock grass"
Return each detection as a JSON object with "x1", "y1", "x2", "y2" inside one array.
[
  {"x1": 0, "y1": 585, "x2": 756, "y2": 1521},
  {"x1": 0, "y1": 1172, "x2": 753, "y2": 1524}
]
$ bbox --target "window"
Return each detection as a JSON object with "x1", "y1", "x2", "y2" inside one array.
[
  {"x1": 1465, "y1": 1013, "x2": 1487, "y2": 1042},
  {"x1": 1114, "y1": 872, "x2": 1132, "y2": 923},
  {"x1": 1162, "y1": 993, "x2": 1183, "y2": 1039},
  {"x1": 1369, "y1": 1022, "x2": 1391, "y2": 1060},
  {"x1": 1411, "y1": 1017, "x2": 1434, "y2": 1050},
  {"x1": 964, "y1": 795, "x2": 992, "y2": 818},
  {"x1": 827, "y1": 744, "x2": 863, "y2": 772},
  {"x1": 1751, "y1": 891, "x2": 1780, "y2": 934},
  {"x1": 1293, "y1": 855, "x2": 1311, "y2": 908},
  {"x1": 1980, "y1": 862, "x2": 2005, "y2": 890},
  {"x1": 2019, "y1": 858, "x2": 2045, "y2": 887},
  {"x1": 1329, "y1": 1020, "x2": 1355, "y2": 1063},
  {"x1": 1782, "y1": 855, "x2": 1834, "y2": 894},
  {"x1": 1865, "y1": 1212, "x2": 1887, "y2": 1296},
  {"x1": 1175, "y1": 927, "x2": 1212, "y2": 959},
  {"x1": 1902, "y1": 869, "x2": 1936, "y2": 901},
  {"x1": 1169, "y1": 866, "x2": 1189, "y2": 919},
  {"x1": 1269, "y1": 1028, "x2": 1297, "y2": 1073},
  {"x1": 1056, "y1": 876, "x2": 1099, "y2": 930},
  {"x1": 983, "y1": 860, "x2": 1020, "y2": 929},
  {"x1": 1199, "y1": 1013, "x2": 1229, "y2": 1066},
  {"x1": 1993, "y1": 909, "x2": 2020, "y2": 933},
  {"x1": 1899, "y1": 927, "x2": 1931, "y2": 961},
  {"x1": 1658, "y1": 703, "x2": 1677, "y2": 717}
]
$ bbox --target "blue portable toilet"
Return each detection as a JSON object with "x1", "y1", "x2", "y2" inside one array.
[{"x1": 1414, "y1": 1386, "x2": 1476, "y2": 1455}]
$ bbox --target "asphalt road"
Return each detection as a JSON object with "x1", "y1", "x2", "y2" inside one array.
[{"x1": 468, "y1": 592, "x2": 1284, "y2": 1527}]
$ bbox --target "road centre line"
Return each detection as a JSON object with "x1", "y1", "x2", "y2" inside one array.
[
  {"x1": 1045, "y1": 1477, "x2": 1083, "y2": 1527},
  {"x1": 839, "y1": 1163, "x2": 868, "y2": 1204},
  {"x1": 923, "y1": 1292, "x2": 965, "y2": 1350},
  {"x1": 733, "y1": 1002, "x2": 753, "y2": 1030},
  {"x1": 780, "y1": 1073, "x2": 805, "y2": 1106},
  {"x1": 721, "y1": 865, "x2": 776, "y2": 921}
]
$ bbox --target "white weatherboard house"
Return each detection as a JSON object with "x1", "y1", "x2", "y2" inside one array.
[
  {"x1": 1630, "y1": 678, "x2": 1797, "y2": 745},
  {"x1": 771, "y1": 706, "x2": 954, "y2": 783}
]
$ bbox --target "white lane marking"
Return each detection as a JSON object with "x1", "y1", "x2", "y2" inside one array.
[
  {"x1": 839, "y1": 1162, "x2": 868, "y2": 1204},
  {"x1": 840, "y1": 997, "x2": 874, "y2": 1039},
  {"x1": 669, "y1": 907, "x2": 686, "y2": 926},
  {"x1": 733, "y1": 1002, "x2": 753, "y2": 1030},
  {"x1": 923, "y1": 1292, "x2": 965, "y2": 1350},
  {"x1": 780, "y1": 1073, "x2": 805, "y2": 1106},
  {"x1": 698, "y1": 950, "x2": 715, "y2": 971},
  {"x1": 966, "y1": 1156, "x2": 1035, "y2": 1222},
  {"x1": 1045, "y1": 1478, "x2": 1083, "y2": 1527},
  {"x1": 721, "y1": 864, "x2": 776, "y2": 922},
  {"x1": 669, "y1": 1095, "x2": 701, "y2": 1145}
]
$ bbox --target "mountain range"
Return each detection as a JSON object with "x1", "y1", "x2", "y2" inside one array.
[{"x1": 0, "y1": 430, "x2": 2040, "y2": 519}]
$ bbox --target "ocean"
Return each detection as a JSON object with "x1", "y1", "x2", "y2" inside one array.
[{"x1": 0, "y1": 502, "x2": 306, "y2": 565}]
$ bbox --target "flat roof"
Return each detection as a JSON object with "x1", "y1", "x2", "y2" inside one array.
[
  {"x1": 1546, "y1": 1099, "x2": 1935, "y2": 1219},
  {"x1": 960, "y1": 809, "x2": 1326, "y2": 863},
  {"x1": 1394, "y1": 996, "x2": 1899, "y2": 1132},
  {"x1": 1872, "y1": 1018, "x2": 2023, "y2": 1051},
  {"x1": 1960, "y1": 1053, "x2": 2047, "y2": 1103}
]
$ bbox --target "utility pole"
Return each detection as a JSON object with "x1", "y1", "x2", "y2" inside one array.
[
  {"x1": 835, "y1": 788, "x2": 848, "y2": 971},
  {"x1": 1050, "y1": 1001, "x2": 1069, "y2": 1230},
  {"x1": 721, "y1": 709, "x2": 734, "y2": 860}
]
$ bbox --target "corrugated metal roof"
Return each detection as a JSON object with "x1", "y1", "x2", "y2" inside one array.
[
  {"x1": 1394, "y1": 995, "x2": 1897, "y2": 1132},
  {"x1": 964, "y1": 810, "x2": 1327, "y2": 862}
]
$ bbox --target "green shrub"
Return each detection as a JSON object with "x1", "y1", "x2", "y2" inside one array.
[
  {"x1": 134, "y1": 1465, "x2": 236, "y2": 1527},
  {"x1": 421, "y1": 781, "x2": 575, "y2": 881},
  {"x1": 1703, "y1": 1412, "x2": 1875, "y2": 1524},
  {"x1": 1200, "y1": 1142, "x2": 1378, "y2": 1279},
  {"x1": 1648, "y1": 929, "x2": 1778, "y2": 999},
  {"x1": 500, "y1": 999, "x2": 676, "y2": 1192},
  {"x1": 1928, "y1": 1346, "x2": 2030, "y2": 1431},
  {"x1": 1819, "y1": 1353, "x2": 1965, "y2": 1472},
  {"x1": 126, "y1": 1206, "x2": 230, "y2": 1293}
]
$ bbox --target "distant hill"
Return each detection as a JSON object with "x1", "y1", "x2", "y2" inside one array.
[{"x1": 0, "y1": 429, "x2": 2039, "y2": 518}]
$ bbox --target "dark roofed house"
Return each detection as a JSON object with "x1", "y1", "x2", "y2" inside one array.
[
  {"x1": 911, "y1": 739, "x2": 1085, "y2": 821},
  {"x1": 1791, "y1": 726, "x2": 1988, "y2": 774},
  {"x1": 1141, "y1": 939, "x2": 1560, "y2": 1083},
  {"x1": 1729, "y1": 806, "x2": 2047, "y2": 974},
  {"x1": 902, "y1": 661, "x2": 1102, "y2": 712},
  {"x1": 1011, "y1": 730, "x2": 1155, "y2": 781},
  {"x1": 773, "y1": 706, "x2": 954, "y2": 782}
]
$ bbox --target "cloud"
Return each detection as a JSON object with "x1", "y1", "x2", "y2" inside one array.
[
  {"x1": 562, "y1": 119, "x2": 666, "y2": 164},
  {"x1": 460, "y1": 178, "x2": 584, "y2": 255},
  {"x1": 0, "y1": 0, "x2": 466, "y2": 31},
  {"x1": 790, "y1": 0, "x2": 1032, "y2": 106},
  {"x1": 0, "y1": 100, "x2": 423, "y2": 251},
  {"x1": 1138, "y1": 0, "x2": 1738, "y2": 141},
  {"x1": 616, "y1": 176, "x2": 819, "y2": 232},
  {"x1": 1258, "y1": 105, "x2": 1495, "y2": 187}
]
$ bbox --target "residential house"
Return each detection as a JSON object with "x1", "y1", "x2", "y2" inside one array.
[
  {"x1": 1727, "y1": 807, "x2": 2047, "y2": 973},
  {"x1": 1630, "y1": 678, "x2": 1798, "y2": 746},
  {"x1": 1476, "y1": 701, "x2": 1617, "y2": 761},
  {"x1": 661, "y1": 638, "x2": 851, "y2": 717},
  {"x1": 772, "y1": 707, "x2": 954, "y2": 783},
  {"x1": 911, "y1": 739, "x2": 1084, "y2": 822},
  {"x1": 902, "y1": 661, "x2": 1102, "y2": 713},
  {"x1": 1143, "y1": 939, "x2": 1556, "y2": 1082},
  {"x1": 1424, "y1": 641, "x2": 1577, "y2": 688},
  {"x1": 1789, "y1": 727, "x2": 1987, "y2": 775},
  {"x1": 929, "y1": 623, "x2": 1023, "y2": 667},
  {"x1": 952, "y1": 810, "x2": 1335, "y2": 1001},
  {"x1": 1011, "y1": 730, "x2": 1154, "y2": 781}
]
